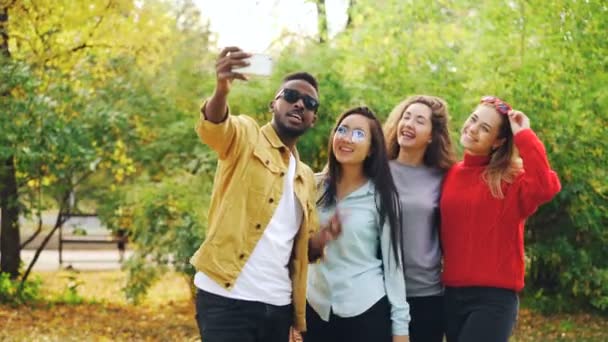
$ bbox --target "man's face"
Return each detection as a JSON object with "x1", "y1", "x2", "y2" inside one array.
[{"x1": 270, "y1": 79, "x2": 318, "y2": 138}]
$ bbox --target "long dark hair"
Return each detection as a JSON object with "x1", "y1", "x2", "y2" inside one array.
[{"x1": 317, "y1": 106, "x2": 404, "y2": 267}]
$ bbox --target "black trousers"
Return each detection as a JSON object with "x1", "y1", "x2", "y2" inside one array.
[
  {"x1": 195, "y1": 289, "x2": 292, "y2": 342},
  {"x1": 303, "y1": 296, "x2": 392, "y2": 342},
  {"x1": 407, "y1": 295, "x2": 445, "y2": 342},
  {"x1": 445, "y1": 287, "x2": 519, "y2": 342}
]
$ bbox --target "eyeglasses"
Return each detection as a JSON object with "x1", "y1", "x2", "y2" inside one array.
[
  {"x1": 480, "y1": 96, "x2": 512, "y2": 115},
  {"x1": 278, "y1": 88, "x2": 319, "y2": 111},
  {"x1": 335, "y1": 125, "x2": 367, "y2": 143}
]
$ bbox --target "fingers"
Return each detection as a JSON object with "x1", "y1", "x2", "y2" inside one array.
[
  {"x1": 316, "y1": 209, "x2": 344, "y2": 249},
  {"x1": 217, "y1": 71, "x2": 248, "y2": 81},
  {"x1": 217, "y1": 58, "x2": 250, "y2": 70},
  {"x1": 333, "y1": 218, "x2": 342, "y2": 236},
  {"x1": 216, "y1": 47, "x2": 252, "y2": 83},
  {"x1": 507, "y1": 110, "x2": 522, "y2": 124},
  {"x1": 320, "y1": 229, "x2": 333, "y2": 243},
  {"x1": 508, "y1": 110, "x2": 526, "y2": 119},
  {"x1": 508, "y1": 110, "x2": 520, "y2": 119},
  {"x1": 507, "y1": 109, "x2": 531, "y2": 131},
  {"x1": 330, "y1": 213, "x2": 342, "y2": 236},
  {"x1": 218, "y1": 46, "x2": 243, "y2": 58},
  {"x1": 225, "y1": 51, "x2": 251, "y2": 60}
]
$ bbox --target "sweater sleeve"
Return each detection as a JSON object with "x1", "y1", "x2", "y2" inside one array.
[
  {"x1": 380, "y1": 219, "x2": 410, "y2": 336},
  {"x1": 512, "y1": 129, "x2": 561, "y2": 217}
]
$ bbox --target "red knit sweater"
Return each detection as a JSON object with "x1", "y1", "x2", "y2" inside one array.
[{"x1": 440, "y1": 129, "x2": 561, "y2": 291}]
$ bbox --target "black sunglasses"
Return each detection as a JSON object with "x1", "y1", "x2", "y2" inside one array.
[{"x1": 278, "y1": 88, "x2": 319, "y2": 111}]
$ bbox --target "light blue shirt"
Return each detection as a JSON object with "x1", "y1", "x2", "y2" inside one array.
[{"x1": 307, "y1": 180, "x2": 410, "y2": 336}]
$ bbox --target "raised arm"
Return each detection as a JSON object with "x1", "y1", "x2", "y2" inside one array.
[
  {"x1": 204, "y1": 46, "x2": 250, "y2": 123},
  {"x1": 196, "y1": 47, "x2": 254, "y2": 160},
  {"x1": 508, "y1": 110, "x2": 561, "y2": 217}
]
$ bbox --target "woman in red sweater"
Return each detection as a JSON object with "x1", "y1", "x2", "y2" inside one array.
[{"x1": 440, "y1": 96, "x2": 561, "y2": 342}]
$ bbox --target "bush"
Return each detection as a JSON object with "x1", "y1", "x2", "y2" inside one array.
[
  {"x1": 99, "y1": 171, "x2": 211, "y2": 303},
  {"x1": 0, "y1": 272, "x2": 42, "y2": 305},
  {"x1": 52, "y1": 274, "x2": 85, "y2": 305}
]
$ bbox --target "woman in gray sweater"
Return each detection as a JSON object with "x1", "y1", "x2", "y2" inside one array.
[{"x1": 383, "y1": 95, "x2": 456, "y2": 342}]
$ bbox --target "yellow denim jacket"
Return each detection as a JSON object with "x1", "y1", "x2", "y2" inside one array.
[{"x1": 190, "y1": 108, "x2": 319, "y2": 332}]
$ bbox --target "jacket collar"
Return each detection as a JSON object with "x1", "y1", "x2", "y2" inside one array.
[
  {"x1": 261, "y1": 123, "x2": 306, "y2": 180},
  {"x1": 261, "y1": 123, "x2": 285, "y2": 149}
]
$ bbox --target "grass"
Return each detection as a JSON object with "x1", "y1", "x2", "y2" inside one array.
[
  {"x1": 0, "y1": 270, "x2": 606, "y2": 341},
  {"x1": 0, "y1": 270, "x2": 199, "y2": 341}
]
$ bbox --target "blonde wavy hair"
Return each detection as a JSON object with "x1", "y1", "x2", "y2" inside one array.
[
  {"x1": 477, "y1": 103, "x2": 523, "y2": 199},
  {"x1": 383, "y1": 95, "x2": 456, "y2": 171}
]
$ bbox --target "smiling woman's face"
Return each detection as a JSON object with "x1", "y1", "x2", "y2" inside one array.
[
  {"x1": 460, "y1": 104, "x2": 505, "y2": 156},
  {"x1": 332, "y1": 113, "x2": 372, "y2": 166},
  {"x1": 397, "y1": 102, "x2": 433, "y2": 153}
]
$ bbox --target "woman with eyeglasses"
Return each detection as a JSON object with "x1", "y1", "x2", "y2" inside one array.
[
  {"x1": 440, "y1": 96, "x2": 561, "y2": 342},
  {"x1": 383, "y1": 95, "x2": 456, "y2": 342},
  {"x1": 304, "y1": 107, "x2": 410, "y2": 342}
]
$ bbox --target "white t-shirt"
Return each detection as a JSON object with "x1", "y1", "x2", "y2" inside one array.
[{"x1": 194, "y1": 153, "x2": 303, "y2": 305}]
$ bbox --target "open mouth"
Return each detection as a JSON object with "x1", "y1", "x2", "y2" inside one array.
[
  {"x1": 400, "y1": 129, "x2": 416, "y2": 139},
  {"x1": 287, "y1": 111, "x2": 303, "y2": 123}
]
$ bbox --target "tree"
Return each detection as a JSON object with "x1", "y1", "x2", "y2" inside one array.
[
  {"x1": 0, "y1": 0, "x2": 21, "y2": 279},
  {"x1": 312, "y1": 0, "x2": 328, "y2": 43},
  {"x1": 1, "y1": 0, "x2": 211, "y2": 284},
  {"x1": 221, "y1": 0, "x2": 608, "y2": 312}
]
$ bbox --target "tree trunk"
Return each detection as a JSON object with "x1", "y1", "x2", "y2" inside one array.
[
  {"x1": 19, "y1": 212, "x2": 63, "y2": 288},
  {"x1": 20, "y1": 191, "x2": 70, "y2": 288},
  {"x1": 0, "y1": 4, "x2": 21, "y2": 280},
  {"x1": 0, "y1": 156, "x2": 21, "y2": 279},
  {"x1": 0, "y1": 6, "x2": 8, "y2": 57},
  {"x1": 315, "y1": 0, "x2": 328, "y2": 43},
  {"x1": 346, "y1": 0, "x2": 356, "y2": 29}
]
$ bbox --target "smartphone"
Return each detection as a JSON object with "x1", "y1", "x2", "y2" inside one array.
[{"x1": 234, "y1": 53, "x2": 273, "y2": 76}]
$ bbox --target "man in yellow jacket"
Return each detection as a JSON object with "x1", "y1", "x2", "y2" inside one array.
[{"x1": 191, "y1": 46, "x2": 339, "y2": 342}]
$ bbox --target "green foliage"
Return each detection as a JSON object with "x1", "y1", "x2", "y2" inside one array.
[
  {"x1": 110, "y1": 0, "x2": 607, "y2": 310},
  {"x1": 105, "y1": 173, "x2": 211, "y2": 303},
  {"x1": 52, "y1": 274, "x2": 85, "y2": 305},
  {"x1": 123, "y1": 255, "x2": 164, "y2": 304},
  {"x1": 2, "y1": 0, "x2": 216, "y2": 300},
  {"x1": 0, "y1": 273, "x2": 42, "y2": 305},
  {"x1": 291, "y1": 0, "x2": 608, "y2": 312},
  {"x1": 4, "y1": 0, "x2": 606, "y2": 312}
]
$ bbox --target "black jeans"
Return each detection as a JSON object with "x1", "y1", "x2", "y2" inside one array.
[
  {"x1": 445, "y1": 287, "x2": 519, "y2": 342},
  {"x1": 195, "y1": 289, "x2": 292, "y2": 342},
  {"x1": 407, "y1": 295, "x2": 445, "y2": 342},
  {"x1": 303, "y1": 296, "x2": 392, "y2": 342}
]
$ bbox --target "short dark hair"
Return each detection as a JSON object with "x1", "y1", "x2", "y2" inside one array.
[{"x1": 282, "y1": 72, "x2": 318, "y2": 93}]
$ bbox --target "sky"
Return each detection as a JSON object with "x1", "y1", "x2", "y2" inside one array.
[{"x1": 193, "y1": 0, "x2": 349, "y2": 52}]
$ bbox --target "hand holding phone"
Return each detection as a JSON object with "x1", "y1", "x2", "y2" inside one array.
[{"x1": 233, "y1": 53, "x2": 273, "y2": 76}]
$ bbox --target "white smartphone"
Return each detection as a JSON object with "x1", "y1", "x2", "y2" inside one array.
[{"x1": 234, "y1": 53, "x2": 273, "y2": 76}]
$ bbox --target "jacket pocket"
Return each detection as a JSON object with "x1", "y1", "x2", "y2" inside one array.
[{"x1": 247, "y1": 146, "x2": 283, "y2": 197}]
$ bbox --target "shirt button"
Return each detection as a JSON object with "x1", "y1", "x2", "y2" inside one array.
[
  {"x1": 224, "y1": 282, "x2": 231, "y2": 288},
  {"x1": 280, "y1": 172, "x2": 285, "y2": 177},
  {"x1": 265, "y1": 160, "x2": 269, "y2": 165},
  {"x1": 255, "y1": 223, "x2": 261, "y2": 229},
  {"x1": 239, "y1": 253, "x2": 245, "y2": 259},
  {"x1": 269, "y1": 198, "x2": 274, "y2": 203}
]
